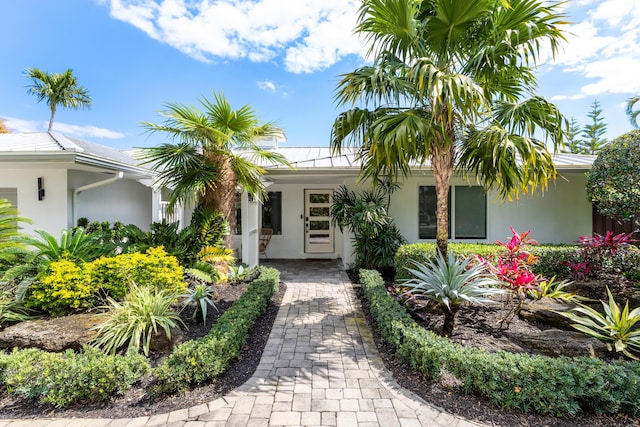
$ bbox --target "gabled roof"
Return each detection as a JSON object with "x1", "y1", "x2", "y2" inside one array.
[
  {"x1": 263, "y1": 147, "x2": 596, "y2": 172},
  {"x1": 0, "y1": 132, "x2": 153, "y2": 177}
]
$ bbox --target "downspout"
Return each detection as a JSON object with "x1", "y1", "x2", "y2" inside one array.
[{"x1": 72, "y1": 171, "x2": 124, "y2": 226}]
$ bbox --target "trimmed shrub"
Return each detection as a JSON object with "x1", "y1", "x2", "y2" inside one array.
[
  {"x1": 25, "y1": 259, "x2": 95, "y2": 316},
  {"x1": 1, "y1": 346, "x2": 149, "y2": 407},
  {"x1": 360, "y1": 268, "x2": 640, "y2": 416},
  {"x1": 396, "y1": 243, "x2": 503, "y2": 280},
  {"x1": 151, "y1": 267, "x2": 280, "y2": 394},
  {"x1": 89, "y1": 247, "x2": 186, "y2": 300}
]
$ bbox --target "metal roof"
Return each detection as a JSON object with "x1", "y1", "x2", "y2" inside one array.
[
  {"x1": 263, "y1": 147, "x2": 596, "y2": 171},
  {"x1": 0, "y1": 132, "x2": 153, "y2": 177}
]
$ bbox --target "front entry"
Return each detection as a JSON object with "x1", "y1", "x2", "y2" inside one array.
[{"x1": 304, "y1": 189, "x2": 334, "y2": 253}]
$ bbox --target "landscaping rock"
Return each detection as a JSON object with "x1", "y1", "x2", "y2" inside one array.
[
  {"x1": 0, "y1": 313, "x2": 102, "y2": 352},
  {"x1": 506, "y1": 328, "x2": 608, "y2": 358},
  {"x1": 519, "y1": 298, "x2": 578, "y2": 330},
  {"x1": 149, "y1": 326, "x2": 184, "y2": 352}
]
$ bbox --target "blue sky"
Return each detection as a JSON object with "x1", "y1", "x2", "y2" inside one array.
[{"x1": 1, "y1": 0, "x2": 639, "y2": 150}]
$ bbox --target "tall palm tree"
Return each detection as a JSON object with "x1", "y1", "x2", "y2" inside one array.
[
  {"x1": 626, "y1": 96, "x2": 640, "y2": 128},
  {"x1": 139, "y1": 92, "x2": 290, "y2": 245},
  {"x1": 24, "y1": 68, "x2": 92, "y2": 131},
  {"x1": 331, "y1": 0, "x2": 568, "y2": 256}
]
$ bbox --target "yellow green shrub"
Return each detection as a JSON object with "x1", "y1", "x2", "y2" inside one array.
[
  {"x1": 89, "y1": 247, "x2": 186, "y2": 300},
  {"x1": 26, "y1": 260, "x2": 95, "y2": 316}
]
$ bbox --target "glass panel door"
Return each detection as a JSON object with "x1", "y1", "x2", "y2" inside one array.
[{"x1": 304, "y1": 189, "x2": 334, "y2": 253}]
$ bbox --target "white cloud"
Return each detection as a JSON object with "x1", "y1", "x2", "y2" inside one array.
[
  {"x1": 0, "y1": 116, "x2": 125, "y2": 139},
  {"x1": 1, "y1": 117, "x2": 41, "y2": 133},
  {"x1": 53, "y1": 123, "x2": 126, "y2": 139},
  {"x1": 548, "y1": 0, "x2": 640, "y2": 98},
  {"x1": 257, "y1": 81, "x2": 276, "y2": 93},
  {"x1": 102, "y1": 0, "x2": 366, "y2": 73}
]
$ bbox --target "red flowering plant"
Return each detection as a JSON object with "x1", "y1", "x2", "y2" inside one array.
[
  {"x1": 484, "y1": 226, "x2": 542, "y2": 324},
  {"x1": 575, "y1": 231, "x2": 637, "y2": 278}
]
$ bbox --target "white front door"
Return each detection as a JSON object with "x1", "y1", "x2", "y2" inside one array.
[{"x1": 304, "y1": 189, "x2": 334, "y2": 253}]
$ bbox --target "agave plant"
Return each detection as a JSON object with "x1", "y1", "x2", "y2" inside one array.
[
  {"x1": 561, "y1": 287, "x2": 640, "y2": 360},
  {"x1": 400, "y1": 251, "x2": 505, "y2": 337},
  {"x1": 181, "y1": 283, "x2": 218, "y2": 326}
]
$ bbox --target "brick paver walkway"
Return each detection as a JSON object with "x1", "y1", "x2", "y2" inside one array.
[{"x1": 0, "y1": 260, "x2": 485, "y2": 427}]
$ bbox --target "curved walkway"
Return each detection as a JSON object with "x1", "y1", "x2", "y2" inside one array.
[{"x1": 1, "y1": 260, "x2": 485, "y2": 427}]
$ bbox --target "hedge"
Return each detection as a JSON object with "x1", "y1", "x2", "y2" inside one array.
[
  {"x1": 396, "y1": 242, "x2": 640, "y2": 282},
  {"x1": 151, "y1": 266, "x2": 280, "y2": 394},
  {"x1": 359, "y1": 268, "x2": 640, "y2": 417},
  {"x1": 0, "y1": 346, "x2": 149, "y2": 407}
]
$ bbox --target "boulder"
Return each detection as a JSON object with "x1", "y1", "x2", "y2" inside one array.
[
  {"x1": 149, "y1": 326, "x2": 184, "y2": 352},
  {"x1": 0, "y1": 313, "x2": 102, "y2": 352},
  {"x1": 519, "y1": 298, "x2": 578, "y2": 330},
  {"x1": 506, "y1": 327, "x2": 609, "y2": 358}
]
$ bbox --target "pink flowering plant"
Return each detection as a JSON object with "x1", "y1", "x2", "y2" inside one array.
[{"x1": 482, "y1": 227, "x2": 542, "y2": 324}]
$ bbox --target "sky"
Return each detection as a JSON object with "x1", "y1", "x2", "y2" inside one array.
[{"x1": 1, "y1": 0, "x2": 639, "y2": 150}]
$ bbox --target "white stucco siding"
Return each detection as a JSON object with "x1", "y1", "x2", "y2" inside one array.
[
  {"x1": 487, "y1": 172, "x2": 592, "y2": 244},
  {"x1": 0, "y1": 168, "x2": 68, "y2": 236},
  {"x1": 388, "y1": 172, "x2": 591, "y2": 245},
  {"x1": 233, "y1": 181, "x2": 347, "y2": 260},
  {"x1": 68, "y1": 171, "x2": 152, "y2": 230}
]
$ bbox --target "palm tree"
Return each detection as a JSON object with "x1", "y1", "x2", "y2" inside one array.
[
  {"x1": 24, "y1": 68, "x2": 92, "y2": 131},
  {"x1": 139, "y1": 92, "x2": 290, "y2": 245},
  {"x1": 626, "y1": 96, "x2": 640, "y2": 128},
  {"x1": 331, "y1": 0, "x2": 568, "y2": 256}
]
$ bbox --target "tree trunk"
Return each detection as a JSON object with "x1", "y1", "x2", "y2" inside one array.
[
  {"x1": 432, "y1": 143, "x2": 455, "y2": 259},
  {"x1": 441, "y1": 305, "x2": 459, "y2": 337},
  {"x1": 200, "y1": 153, "x2": 236, "y2": 247},
  {"x1": 48, "y1": 105, "x2": 56, "y2": 132}
]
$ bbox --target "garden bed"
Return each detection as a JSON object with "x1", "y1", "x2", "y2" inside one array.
[
  {"x1": 0, "y1": 278, "x2": 286, "y2": 419},
  {"x1": 355, "y1": 269, "x2": 640, "y2": 427}
]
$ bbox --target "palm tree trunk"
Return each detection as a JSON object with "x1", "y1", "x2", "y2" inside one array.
[
  {"x1": 48, "y1": 105, "x2": 56, "y2": 132},
  {"x1": 201, "y1": 153, "x2": 236, "y2": 247},
  {"x1": 432, "y1": 143, "x2": 455, "y2": 258}
]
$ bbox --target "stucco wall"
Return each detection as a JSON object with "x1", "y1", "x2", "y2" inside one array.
[
  {"x1": 68, "y1": 171, "x2": 153, "y2": 230},
  {"x1": 233, "y1": 181, "x2": 346, "y2": 260},
  {"x1": 0, "y1": 168, "x2": 68, "y2": 236},
  {"x1": 389, "y1": 172, "x2": 591, "y2": 245},
  {"x1": 255, "y1": 171, "x2": 591, "y2": 263}
]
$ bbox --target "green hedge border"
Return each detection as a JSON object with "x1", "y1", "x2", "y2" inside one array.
[
  {"x1": 360, "y1": 268, "x2": 640, "y2": 417},
  {"x1": 0, "y1": 266, "x2": 280, "y2": 405},
  {"x1": 151, "y1": 266, "x2": 280, "y2": 394}
]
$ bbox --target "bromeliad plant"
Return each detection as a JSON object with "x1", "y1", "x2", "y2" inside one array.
[
  {"x1": 488, "y1": 227, "x2": 542, "y2": 323},
  {"x1": 400, "y1": 251, "x2": 505, "y2": 337},
  {"x1": 561, "y1": 287, "x2": 640, "y2": 360}
]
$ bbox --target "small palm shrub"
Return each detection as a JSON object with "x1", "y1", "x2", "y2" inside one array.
[
  {"x1": 331, "y1": 185, "x2": 406, "y2": 270},
  {"x1": 400, "y1": 251, "x2": 505, "y2": 336},
  {"x1": 181, "y1": 283, "x2": 218, "y2": 326},
  {"x1": 92, "y1": 284, "x2": 183, "y2": 356},
  {"x1": 561, "y1": 287, "x2": 640, "y2": 360}
]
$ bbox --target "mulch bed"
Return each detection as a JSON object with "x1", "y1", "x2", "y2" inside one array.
[
  {"x1": 3, "y1": 268, "x2": 639, "y2": 426},
  {"x1": 0, "y1": 281, "x2": 286, "y2": 420}
]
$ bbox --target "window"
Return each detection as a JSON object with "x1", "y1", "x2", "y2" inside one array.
[
  {"x1": 0, "y1": 188, "x2": 19, "y2": 228},
  {"x1": 419, "y1": 186, "x2": 486, "y2": 239},
  {"x1": 0, "y1": 188, "x2": 18, "y2": 209},
  {"x1": 235, "y1": 191, "x2": 282, "y2": 235}
]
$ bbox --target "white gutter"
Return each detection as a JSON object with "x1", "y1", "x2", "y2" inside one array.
[{"x1": 72, "y1": 171, "x2": 124, "y2": 226}]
